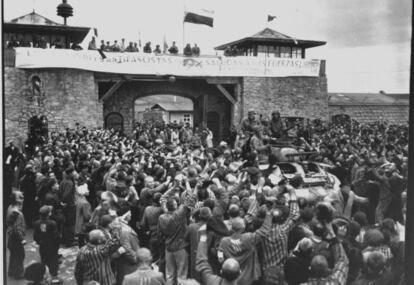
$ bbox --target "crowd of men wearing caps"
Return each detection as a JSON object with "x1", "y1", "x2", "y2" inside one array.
[{"x1": 5, "y1": 108, "x2": 408, "y2": 285}]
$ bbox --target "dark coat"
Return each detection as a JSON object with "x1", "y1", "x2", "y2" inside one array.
[
  {"x1": 33, "y1": 218, "x2": 60, "y2": 251},
  {"x1": 284, "y1": 252, "x2": 311, "y2": 285}
]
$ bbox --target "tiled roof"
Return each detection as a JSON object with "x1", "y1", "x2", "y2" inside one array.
[
  {"x1": 215, "y1": 27, "x2": 325, "y2": 50},
  {"x1": 328, "y1": 92, "x2": 409, "y2": 106},
  {"x1": 9, "y1": 11, "x2": 61, "y2": 26},
  {"x1": 250, "y1": 28, "x2": 293, "y2": 40},
  {"x1": 334, "y1": 105, "x2": 409, "y2": 125},
  {"x1": 151, "y1": 103, "x2": 193, "y2": 112}
]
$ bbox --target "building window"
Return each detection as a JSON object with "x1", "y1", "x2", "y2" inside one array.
[
  {"x1": 257, "y1": 45, "x2": 268, "y2": 58},
  {"x1": 257, "y1": 45, "x2": 282, "y2": 58},
  {"x1": 183, "y1": 114, "x2": 191, "y2": 123},
  {"x1": 31, "y1": 75, "x2": 41, "y2": 95},
  {"x1": 280, "y1": 46, "x2": 292, "y2": 58},
  {"x1": 245, "y1": 48, "x2": 254, "y2": 56},
  {"x1": 273, "y1": 46, "x2": 280, "y2": 57},
  {"x1": 292, "y1": 47, "x2": 302, "y2": 59}
]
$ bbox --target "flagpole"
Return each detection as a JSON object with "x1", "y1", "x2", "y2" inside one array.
[
  {"x1": 183, "y1": 21, "x2": 185, "y2": 51},
  {"x1": 183, "y1": 0, "x2": 186, "y2": 52}
]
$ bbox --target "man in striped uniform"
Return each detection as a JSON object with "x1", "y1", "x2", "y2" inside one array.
[
  {"x1": 259, "y1": 185, "x2": 300, "y2": 284},
  {"x1": 75, "y1": 229, "x2": 123, "y2": 285}
]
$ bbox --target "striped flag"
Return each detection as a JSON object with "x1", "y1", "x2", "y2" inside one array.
[{"x1": 184, "y1": 5, "x2": 214, "y2": 27}]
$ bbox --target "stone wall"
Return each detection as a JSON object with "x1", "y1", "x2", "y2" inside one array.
[
  {"x1": 4, "y1": 67, "x2": 102, "y2": 145},
  {"x1": 242, "y1": 76, "x2": 329, "y2": 120},
  {"x1": 329, "y1": 105, "x2": 409, "y2": 125}
]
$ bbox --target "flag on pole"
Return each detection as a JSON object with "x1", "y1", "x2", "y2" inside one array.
[
  {"x1": 138, "y1": 31, "x2": 142, "y2": 48},
  {"x1": 267, "y1": 15, "x2": 276, "y2": 22},
  {"x1": 184, "y1": 5, "x2": 214, "y2": 27}
]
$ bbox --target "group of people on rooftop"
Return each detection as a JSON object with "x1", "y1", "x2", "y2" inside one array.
[
  {"x1": 87, "y1": 37, "x2": 201, "y2": 56},
  {"x1": 6, "y1": 36, "x2": 83, "y2": 50},
  {"x1": 6, "y1": 35, "x2": 246, "y2": 58},
  {"x1": 6, "y1": 35, "x2": 202, "y2": 57}
]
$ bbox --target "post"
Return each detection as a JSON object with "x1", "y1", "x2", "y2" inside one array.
[
  {"x1": 182, "y1": 21, "x2": 185, "y2": 52},
  {"x1": 203, "y1": 94, "x2": 207, "y2": 126},
  {"x1": 182, "y1": 0, "x2": 186, "y2": 51}
]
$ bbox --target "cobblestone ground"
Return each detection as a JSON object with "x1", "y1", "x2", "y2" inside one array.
[{"x1": 6, "y1": 229, "x2": 78, "y2": 285}]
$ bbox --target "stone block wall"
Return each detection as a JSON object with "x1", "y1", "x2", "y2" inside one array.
[
  {"x1": 241, "y1": 76, "x2": 329, "y2": 121},
  {"x1": 329, "y1": 105, "x2": 409, "y2": 125},
  {"x1": 4, "y1": 67, "x2": 103, "y2": 146}
]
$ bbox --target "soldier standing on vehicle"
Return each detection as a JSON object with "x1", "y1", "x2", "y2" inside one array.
[
  {"x1": 270, "y1": 111, "x2": 287, "y2": 139},
  {"x1": 241, "y1": 109, "x2": 261, "y2": 134}
]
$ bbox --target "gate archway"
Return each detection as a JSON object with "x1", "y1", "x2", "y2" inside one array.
[{"x1": 101, "y1": 79, "x2": 235, "y2": 143}]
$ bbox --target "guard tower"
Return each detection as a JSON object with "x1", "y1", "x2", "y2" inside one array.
[
  {"x1": 215, "y1": 27, "x2": 325, "y2": 58},
  {"x1": 3, "y1": 11, "x2": 89, "y2": 50}
]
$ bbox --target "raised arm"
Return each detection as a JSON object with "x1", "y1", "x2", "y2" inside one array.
[
  {"x1": 329, "y1": 240, "x2": 349, "y2": 283},
  {"x1": 149, "y1": 177, "x2": 171, "y2": 195},
  {"x1": 196, "y1": 226, "x2": 222, "y2": 285},
  {"x1": 326, "y1": 223, "x2": 349, "y2": 284},
  {"x1": 281, "y1": 187, "x2": 300, "y2": 232},
  {"x1": 160, "y1": 185, "x2": 176, "y2": 212},
  {"x1": 351, "y1": 191, "x2": 369, "y2": 204},
  {"x1": 252, "y1": 211, "x2": 272, "y2": 244}
]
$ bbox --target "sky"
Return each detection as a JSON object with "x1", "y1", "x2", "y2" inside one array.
[{"x1": 4, "y1": 0, "x2": 412, "y2": 93}]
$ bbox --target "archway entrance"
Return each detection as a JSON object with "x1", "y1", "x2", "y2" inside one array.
[
  {"x1": 105, "y1": 112, "x2": 124, "y2": 132},
  {"x1": 101, "y1": 79, "x2": 236, "y2": 144}
]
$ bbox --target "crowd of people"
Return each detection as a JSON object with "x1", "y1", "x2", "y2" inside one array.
[
  {"x1": 6, "y1": 35, "x2": 203, "y2": 57},
  {"x1": 6, "y1": 35, "x2": 83, "y2": 50},
  {"x1": 88, "y1": 38, "x2": 201, "y2": 57},
  {"x1": 5, "y1": 109, "x2": 408, "y2": 285}
]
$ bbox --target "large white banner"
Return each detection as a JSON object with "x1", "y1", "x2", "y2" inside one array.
[{"x1": 15, "y1": 48, "x2": 321, "y2": 77}]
